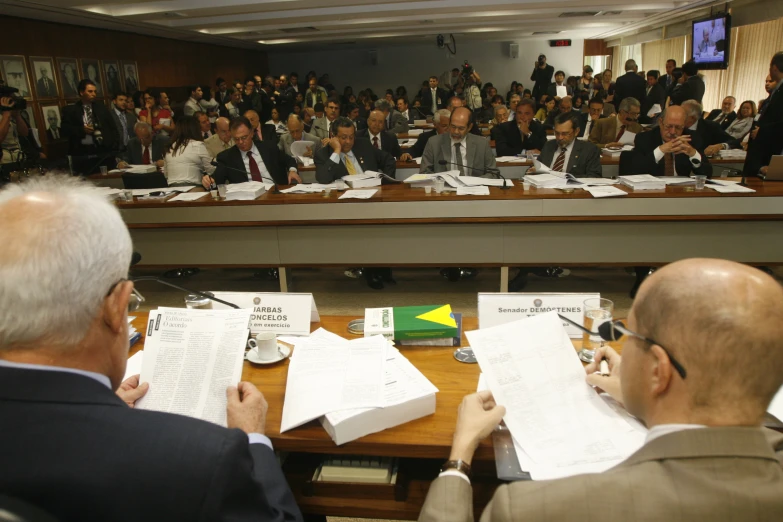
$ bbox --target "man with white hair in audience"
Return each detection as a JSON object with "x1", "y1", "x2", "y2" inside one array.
[{"x1": 0, "y1": 176, "x2": 303, "y2": 521}]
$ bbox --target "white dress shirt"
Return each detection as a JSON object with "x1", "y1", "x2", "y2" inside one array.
[
  {"x1": 242, "y1": 143, "x2": 275, "y2": 183},
  {"x1": 369, "y1": 131, "x2": 383, "y2": 149},
  {"x1": 549, "y1": 139, "x2": 575, "y2": 172},
  {"x1": 164, "y1": 140, "x2": 216, "y2": 185},
  {"x1": 645, "y1": 423, "x2": 705, "y2": 444},
  {"x1": 653, "y1": 142, "x2": 702, "y2": 176},
  {"x1": 430, "y1": 88, "x2": 438, "y2": 109},
  {"x1": 581, "y1": 116, "x2": 595, "y2": 140},
  {"x1": 450, "y1": 136, "x2": 468, "y2": 176},
  {"x1": 329, "y1": 149, "x2": 365, "y2": 175}
]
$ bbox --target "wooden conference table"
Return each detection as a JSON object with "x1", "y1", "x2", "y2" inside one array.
[
  {"x1": 119, "y1": 178, "x2": 783, "y2": 292},
  {"x1": 128, "y1": 313, "x2": 618, "y2": 519}
]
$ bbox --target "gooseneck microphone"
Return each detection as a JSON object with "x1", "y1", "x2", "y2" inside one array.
[{"x1": 437, "y1": 159, "x2": 509, "y2": 189}]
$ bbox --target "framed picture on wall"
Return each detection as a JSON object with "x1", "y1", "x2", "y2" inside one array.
[
  {"x1": 103, "y1": 60, "x2": 124, "y2": 97},
  {"x1": 57, "y1": 57, "x2": 80, "y2": 98},
  {"x1": 121, "y1": 61, "x2": 139, "y2": 93},
  {"x1": 41, "y1": 102, "x2": 64, "y2": 142},
  {"x1": 80, "y1": 58, "x2": 104, "y2": 98},
  {"x1": 29, "y1": 57, "x2": 59, "y2": 99},
  {"x1": 0, "y1": 55, "x2": 32, "y2": 99}
]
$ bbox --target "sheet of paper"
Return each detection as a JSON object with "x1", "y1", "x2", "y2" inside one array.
[
  {"x1": 458, "y1": 176, "x2": 512, "y2": 187},
  {"x1": 466, "y1": 312, "x2": 646, "y2": 479},
  {"x1": 339, "y1": 189, "x2": 377, "y2": 199},
  {"x1": 415, "y1": 157, "x2": 422, "y2": 165},
  {"x1": 647, "y1": 104, "x2": 662, "y2": 117},
  {"x1": 556, "y1": 85, "x2": 567, "y2": 98},
  {"x1": 403, "y1": 173, "x2": 433, "y2": 184},
  {"x1": 495, "y1": 156, "x2": 522, "y2": 163},
  {"x1": 586, "y1": 186, "x2": 627, "y2": 198},
  {"x1": 124, "y1": 350, "x2": 144, "y2": 380},
  {"x1": 707, "y1": 184, "x2": 756, "y2": 194},
  {"x1": 573, "y1": 178, "x2": 618, "y2": 186},
  {"x1": 341, "y1": 173, "x2": 377, "y2": 182},
  {"x1": 769, "y1": 386, "x2": 783, "y2": 420},
  {"x1": 136, "y1": 308, "x2": 252, "y2": 427},
  {"x1": 407, "y1": 129, "x2": 424, "y2": 136},
  {"x1": 457, "y1": 186, "x2": 490, "y2": 195},
  {"x1": 280, "y1": 335, "x2": 387, "y2": 432},
  {"x1": 661, "y1": 177, "x2": 694, "y2": 185},
  {"x1": 290, "y1": 140, "x2": 315, "y2": 159},
  {"x1": 168, "y1": 192, "x2": 209, "y2": 202},
  {"x1": 618, "y1": 131, "x2": 636, "y2": 146}
]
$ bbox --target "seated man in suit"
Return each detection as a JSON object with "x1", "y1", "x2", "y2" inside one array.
[
  {"x1": 244, "y1": 109, "x2": 278, "y2": 144},
  {"x1": 396, "y1": 97, "x2": 415, "y2": 124},
  {"x1": 544, "y1": 95, "x2": 577, "y2": 129},
  {"x1": 420, "y1": 106, "x2": 496, "y2": 176},
  {"x1": 278, "y1": 113, "x2": 321, "y2": 162},
  {"x1": 204, "y1": 116, "x2": 302, "y2": 188},
  {"x1": 374, "y1": 99, "x2": 408, "y2": 135},
  {"x1": 312, "y1": 97, "x2": 340, "y2": 141},
  {"x1": 680, "y1": 99, "x2": 742, "y2": 157},
  {"x1": 401, "y1": 109, "x2": 450, "y2": 161},
  {"x1": 117, "y1": 121, "x2": 168, "y2": 168},
  {"x1": 493, "y1": 99, "x2": 547, "y2": 157},
  {"x1": 419, "y1": 258, "x2": 783, "y2": 522},
  {"x1": 0, "y1": 176, "x2": 303, "y2": 521},
  {"x1": 204, "y1": 117, "x2": 235, "y2": 158},
  {"x1": 314, "y1": 118, "x2": 396, "y2": 289},
  {"x1": 640, "y1": 70, "x2": 666, "y2": 124},
  {"x1": 357, "y1": 110, "x2": 402, "y2": 159},
  {"x1": 706, "y1": 96, "x2": 737, "y2": 129},
  {"x1": 624, "y1": 104, "x2": 712, "y2": 178},
  {"x1": 588, "y1": 97, "x2": 643, "y2": 149},
  {"x1": 579, "y1": 97, "x2": 604, "y2": 139}
]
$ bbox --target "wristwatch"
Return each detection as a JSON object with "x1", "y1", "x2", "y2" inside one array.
[{"x1": 440, "y1": 459, "x2": 472, "y2": 477}]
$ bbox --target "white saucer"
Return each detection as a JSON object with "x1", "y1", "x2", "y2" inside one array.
[{"x1": 245, "y1": 343, "x2": 291, "y2": 365}]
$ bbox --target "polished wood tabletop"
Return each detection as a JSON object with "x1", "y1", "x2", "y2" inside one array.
[{"x1": 129, "y1": 313, "x2": 618, "y2": 461}]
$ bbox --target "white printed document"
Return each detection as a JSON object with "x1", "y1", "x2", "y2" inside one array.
[
  {"x1": 457, "y1": 186, "x2": 490, "y2": 195},
  {"x1": 556, "y1": 85, "x2": 568, "y2": 98},
  {"x1": 290, "y1": 140, "x2": 315, "y2": 161},
  {"x1": 647, "y1": 104, "x2": 662, "y2": 118},
  {"x1": 618, "y1": 130, "x2": 636, "y2": 146},
  {"x1": 280, "y1": 335, "x2": 388, "y2": 432},
  {"x1": 136, "y1": 308, "x2": 252, "y2": 427},
  {"x1": 168, "y1": 192, "x2": 209, "y2": 202},
  {"x1": 466, "y1": 312, "x2": 646, "y2": 479},
  {"x1": 339, "y1": 189, "x2": 377, "y2": 199},
  {"x1": 586, "y1": 186, "x2": 627, "y2": 198}
]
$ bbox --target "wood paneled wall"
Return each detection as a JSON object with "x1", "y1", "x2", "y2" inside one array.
[{"x1": 584, "y1": 39, "x2": 613, "y2": 58}]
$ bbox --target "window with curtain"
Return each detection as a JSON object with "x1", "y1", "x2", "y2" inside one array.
[
  {"x1": 611, "y1": 44, "x2": 643, "y2": 78},
  {"x1": 641, "y1": 36, "x2": 689, "y2": 74}
]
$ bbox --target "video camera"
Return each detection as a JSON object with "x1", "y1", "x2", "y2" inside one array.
[
  {"x1": 460, "y1": 60, "x2": 474, "y2": 82},
  {"x1": 0, "y1": 86, "x2": 27, "y2": 112},
  {"x1": 537, "y1": 54, "x2": 546, "y2": 67}
]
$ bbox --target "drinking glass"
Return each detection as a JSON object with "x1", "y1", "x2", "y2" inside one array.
[{"x1": 579, "y1": 298, "x2": 613, "y2": 363}]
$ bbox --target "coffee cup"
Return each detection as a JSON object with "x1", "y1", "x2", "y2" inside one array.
[{"x1": 247, "y1": 331, "x2": 278, "y2": 360}]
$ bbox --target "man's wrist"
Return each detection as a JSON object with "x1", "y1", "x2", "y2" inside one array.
[{"x1": 449, "y1": 439, "x2": 477, "y2": 465}]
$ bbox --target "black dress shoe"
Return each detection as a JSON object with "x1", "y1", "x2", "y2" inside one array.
[
  {"x1": 163, "y1": 268, "x2": 186, "y2": 278},
  {"x1": 508, "y1": 270, "x2": 529, "y2": 292},
  {"x1": 367, "y1": 276, "x2": 385, "y2": 290},
  {"x1": 440, "y1": 268, "x2": 462, "y2": 282},
  {"x1": 460, "y1": 268, "x2": 478, "y2": 279}
]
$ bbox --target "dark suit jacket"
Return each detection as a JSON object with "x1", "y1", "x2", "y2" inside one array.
[
  {"x1": 36, "y1": 77, "x2": 58, "y2": 98},
  {"x1": 420, "y1": 87, "x2": 449, "y2": 114},
  {"x1": 614, "y1": 71, "x2": 647, "y2": 110},
  {"x1": 61, "y1": 101, "x2": 120, "y2": 156},
  {"x1": 0, "y1": 366, "x2": 302, "y2": 522},
  {"x1": 109, "y1": 106, "x2": 137, "y2": 147},
  {"x1": 545, "y1": 83, "x2": 573, "y2": 99},
  {"x1": 493, "y1": 120, "x2": 547, "y2": 156},
  {"x1": 744, "y1": 87, "x2": 783, "y2": 175},
  {"x1": 121, "y1": 135, "x2": 170, "y2": 164},
  {"x1": 407, "y1": 129, "x2": 437, "y2": 158},
  {"x1": 537, "y1": 139, "x2": 602, "y2": 177},
  {"x1": 707, "y1": 109, "x2": 737, "y2": 129},
  {"x1": 213, "y1": 140, "x2": 296, "y2": 185},
  {"x1": 625, "y1": 128, "x2": 712, "y2": 177},
  {"x1": 640, "y1": 83, "x2": 666, "y2": 123},
  {"x1": 692, "y1": 118, "x2": 741, "y2": 150},
  {"x1": 356, "y1": 128, "x2": 401, "y2": 159},
  {"x1": 671, "y1": 75, "x2": 706, "y2": 105},
  {"x1": 314, "y1": 138, "x2": 396, "y2": 184},
  {"x1": 237, "y1": 93, "x2": 263, "y2": 118}
]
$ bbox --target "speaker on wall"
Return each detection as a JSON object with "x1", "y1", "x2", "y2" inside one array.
[{"x1": 508, "y1": 43, "x2": 519, "y2": 59}]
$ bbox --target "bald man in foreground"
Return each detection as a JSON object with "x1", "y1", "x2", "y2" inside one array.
[{"x1": 420, "y1": 258, "x2": 783, "y2": 522}]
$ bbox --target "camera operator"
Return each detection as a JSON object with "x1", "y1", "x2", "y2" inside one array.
[
  {"x1": 0, "y1": 94, "x2": 30, "y2": 165},
  {"x1": 463, "y1": 67, "x2": 483, "y2": 111},
  {"x1": 61, "y1": 79, "x2": 119, "y2": 165},
  {"x1": 530, "y1": 54, "x2": 555, "y2": 102}
]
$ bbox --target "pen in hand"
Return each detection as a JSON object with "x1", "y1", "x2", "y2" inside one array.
[{"x1": 598, "y1": 359, "x2": 610, "y2": 376}]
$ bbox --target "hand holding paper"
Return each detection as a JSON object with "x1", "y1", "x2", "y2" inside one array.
[{"x1": 449, "y1": 390, "x2": 506, "y2": 463}]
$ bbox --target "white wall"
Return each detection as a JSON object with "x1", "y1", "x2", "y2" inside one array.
[{"x1": 268, "y1": 39, "x2": 584, "y2": 99}]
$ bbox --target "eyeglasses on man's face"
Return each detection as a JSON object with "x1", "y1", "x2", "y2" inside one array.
[{"x1": 607, "y1": 320, "x2": 687, "y2": 379}]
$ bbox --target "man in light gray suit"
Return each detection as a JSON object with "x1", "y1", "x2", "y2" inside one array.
[
  {"x1": 311, "y1": 97, "x2": 340, "y2": 141},
  {"x1": 529, "y1": 112, "x2": 602, "y2": 178},
  {"x1": 374, "y1": 99, "x2": 408, "y2": 135},
  {"x1": 419, "y1": 258, "x2": 783, "y2": 522},
  {"x1": 420, "y1": 107, "x2": 496, "y2": 176},
  {"x1": 278, "y1": 114, "x2": 321, "y2": 161}
]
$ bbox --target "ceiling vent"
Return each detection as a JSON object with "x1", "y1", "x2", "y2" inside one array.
[
  {"x1": 532, "y1": 31, "x2": 561, "y2": 35},
  {"x1": 558, "y1": 11, "x2": 599, "y2": 17},
  {"x1": 279, "y1": 26, "x2": 319, "y2": 33},
  {"x1": 161, "y1": 12, "x2": 188, "y2": 18},
  {"x1": 596, "y1": 10, "x2": 623, "y2": 16}
]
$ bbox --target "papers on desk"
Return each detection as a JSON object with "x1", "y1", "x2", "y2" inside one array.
[
  {"x1": 459, "y1": 176, "x2": 512, "y2": 187},
  {"x1": 573, "y1": 178, "x2": 618, "y2": 186},
  {"x1": 707, "y1": 183, "x2": 756, "y2": 194},
  {"x1": 660, "y1": 177, "x2": 694, "y2": 185},
  {"x1": 168, "y1": 192, "x2": 209, "y2": 202},
  {"x1": 457, "y1": 186, "x2": 490, "y2": 195},
  {"x1": 136, "y1": 307, "x2": 252, "y2": 427},
  {"x1": 131, "y1": 187, "x2": 189, "y2": 196},
  {"x1": 618, "y1": 174, "x2": 665, "y2": 191},
  {"x1": 280, "y1": 334, "x2": 388, "y2": 432},
  {"x1": 399, "y1": 139, "x2": 418, "y2": 147},
  {"x1": 495, "y1": 156, "x2": 523, "y2": 163},
  {"x1": 524, "y1": 174, "x2": 573, "y2": 189},
  {"x1": 407, "y1": 129, "x2": 424, "y2": 136},
  {"x1": 280, "y1": 183, "x2": 339, "y2": 194},
  {"x1": 113, "y1": 165, "x2": 158, "y2": 174},
  {"x1": 647, "y1": 104, "x2": 662, "y2": 118},
  {"x1": 585, "y1": 186, "x2": 627, "y2": 198},
  {"x1": 225, "y1": 181, "x2": 269, "y2": 200},
  {"x1": 718, "y1": 149, "x2": 747, "y2": 160},
  {"x1": 466, "y1": 312, "x2": 647, "y2": 480},
  {"x1": 339, "y1": 189, "x2": 377, "y2": 199},
  {"x1": 342, "y1": 172, "x2": 382, "y2": 189}
]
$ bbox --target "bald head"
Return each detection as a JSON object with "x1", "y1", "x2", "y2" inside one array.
[
  {"x1": 367, "y1": 109, "x2": 385, "y2": 135},
  {"x1": 287, "y1": 114, "x2": 304, "y2": 140},
  {"x1": 624, "y1": 258, "x2": 783, "y2": 426},
  {"x1": 244, "y1": 110, "x2": 260, "y2": 130},
  {"x1": 659, "y1": 105, "x2": 687, "y2": 143},
  {"x1": 215, "y1": 117, "x2": 231, "y2": 144}
]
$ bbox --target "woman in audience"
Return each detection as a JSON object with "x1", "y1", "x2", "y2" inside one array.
[
  {"x1": 384, "y1": 89, "x2": 395, "y2": 104},
  {"x1": 266, "y1": 107, "x2": 287, "y2": 135},
  {"x1": 341, "y1": 86, "x2": 354, "y2": 106},
  {"x1": 506, "y1": 81, "x2": 519, "y2": 102},
  {"x1": 535, "y1": 96, "x2": 556, "y2": 122},
  {"x1": 522, "y1": 88, "x2": 532, "y2": 99},
  {"x1": 725, "y1": 100, "x2": 756, "y2": 140},
  {"x1": 365, "y1": 88, "x2": 378, "y2": 102},
  {"x1": 573, "y1": 93, "x2": 585, "y2": 113},
  {"x1": 600, "y1": 69, "x2": 615, "y2": 106},
  {"x1": 163, "y1": 115, "x2": 215, "y2": 187},
  {"x1": 395, "y1": 85, "x2": 407, "y2": 99},
  {"x1": 130, "y1": 91, "x2": 144, "y2": 116},
  {"x1": 578, "y1": 65, "x2": 593, "y2": 93},
  {"x1": 138, "y1": 90, "x2": 175, "y2": 136}
]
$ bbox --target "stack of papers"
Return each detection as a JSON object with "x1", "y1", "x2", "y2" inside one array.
[
  {"x1": 407, "y1": 129, "x2": 424, "y2": 136},
  {"x1": 495, "y1": 156, "x2": 523, "y2": 163},
  {"x1": 280, "y1": 183, "x2": 339, "y2": 194},
  {"x1": 338, "y1": 189, "x2": 377, "y2": 199},
  {"x1": 168, "y1": 192, "x2": 209, "y2": 202},
  {"x1": 524, "y1": 174, "x2": 573, "y2": 189},
  {"x1": 343, "y1": 172, "x2": 381, "y2": 189},
  {"x1": 585, "y1": 186, "x2": 627, "y2": 198},
  {"x1": 225, "y1": 181, "x2": 268, "y2": 200},
  {"x1": 466, "y1": 312, "x2": 647, "y2": 480},
  {"x1": 707, "y1": 183, "x2": 756, "y2": 193},
  {"x1": 718, "y1": 149, "x2": 747, "y2": 160},
  {"x1": 457, "y1": 186, "x2": 490, "y2": 195},
  {"x1": 619, "y1": 174, "x2": 665, "y2": 191}
]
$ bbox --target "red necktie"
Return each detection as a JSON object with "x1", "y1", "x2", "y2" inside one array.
[
  {"x1": 142, "y1": 146, "x2": 150, "y2": 165},
  {"x1": 373, "y1": 136, "x2": 380, "y2": 149},
  {"x1": 615, "y1": 125, "x2": 626, "y2": 142},
  {"x1": 246, "y1": 151, "x2": 263, "y2": 182}
]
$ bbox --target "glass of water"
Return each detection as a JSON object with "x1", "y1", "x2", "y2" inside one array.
[
  {"x1": 434, "y1": 178, "x2": 445, "y2": 194},
  {"x1": 217, "y1": 184, "x2": 227, "y2": 199},
  {"x1": 579, "y1": 298, "x2": 614, "y2": 363},
  {"x1": 99, "y1": 166, "x2": 108, "y2": 176}
]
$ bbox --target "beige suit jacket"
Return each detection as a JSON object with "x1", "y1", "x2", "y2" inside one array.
[
  {"x1": 203, "y1": 134, "x2": 234, "y2": 159},
  {"x1": 419, "y1": 427, "x2": 783, "y2": 522},
  {"x1": 588, "y1": 116, "x2": 643, "y2": 148}
]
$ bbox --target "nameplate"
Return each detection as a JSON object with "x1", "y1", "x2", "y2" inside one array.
[
  {"x1": 211, "y1": 292, "x2": 319, "y2": 335},
  {"x1": 478, "y1": 293, "x2": 600, "y2": 338}
]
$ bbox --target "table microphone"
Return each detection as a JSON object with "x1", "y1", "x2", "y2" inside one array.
[
  {"x1": 210, "y1": 159, "x2": 281, "y2": 194},
  {"x1": 132, "y1": 276, "x2": 240, "y2": 309},
  {"x1": 437, "y1": 159, "x2": 509, "y2": 189},
  {"x1": 557, "y1": 314, "x2": 618, "y2": 342}
]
